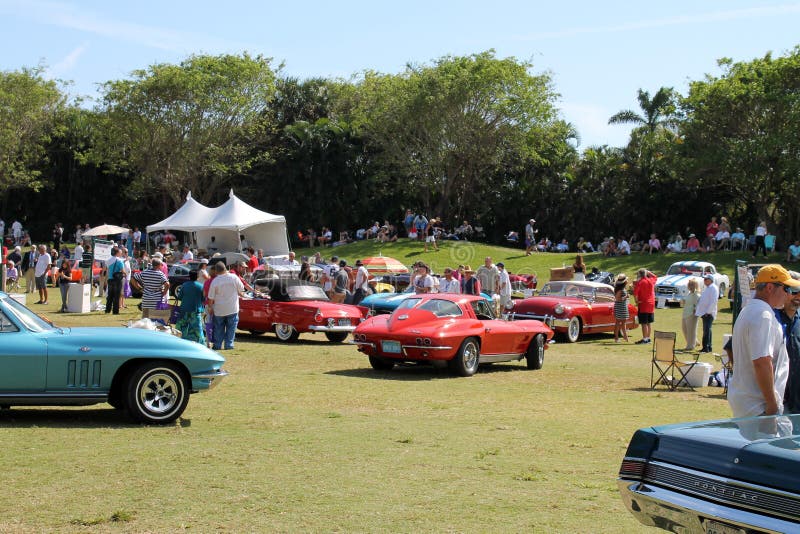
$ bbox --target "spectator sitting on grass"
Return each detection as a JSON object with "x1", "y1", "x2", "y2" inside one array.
[
  {"x1": 666, "y1": 233, "x2": 684, "y2": 253},
  {"x1": 686, "y1": 233, "x2": 701, "y2": 252},
  {"x1": 618, "y1": 237, "x2": 631, "y2": 255},
  {"x1": 642, "y1": 233, "x2": 662, "y2": 254},
  {"x1": 555, "y1": 239, "x2": 569, "y2": 253},
  {"x1": 788, "y1": 240, "x2": 800, "y2": 263}
]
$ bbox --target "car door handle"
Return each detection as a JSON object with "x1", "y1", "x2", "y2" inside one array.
[
  {"x1": 485, "y1": 328, "x2": 491, "y2": 333},
  {"x1": 80, "y1": 346, "x2": 91, "y2": 352}
]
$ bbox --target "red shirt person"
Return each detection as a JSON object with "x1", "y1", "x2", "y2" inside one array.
[{"x1": 633, "y1": 268, "x2": 657, "y2": 344}]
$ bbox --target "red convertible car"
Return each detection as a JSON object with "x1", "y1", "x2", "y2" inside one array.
[
  {"x1": 352, "y1": 294, "x2": 553, "y2": 376},
  {"x1": 238, "y1": 281, "x2": 368, "y2": 343},
  {"x1": 507, "y1": 280, "x2": 638, "y2": 342}
]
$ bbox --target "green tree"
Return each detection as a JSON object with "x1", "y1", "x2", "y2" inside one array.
[
  {"x1": 352, "y1": 51, "x2": 562, "y2": 221},
  {"x1": 0, "y1": 66, "x2": 67, "y2": 195},
  {"x1": 681, "y1": 48, "x2": 800, "y2": 241},
  {"x1": 91, "y1": 53, "x2": 277, "y2": 211}
]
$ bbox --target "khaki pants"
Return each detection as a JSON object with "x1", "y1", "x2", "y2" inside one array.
[{"x1": 24, "y1": 268, "x2": 35, "y2": 293}]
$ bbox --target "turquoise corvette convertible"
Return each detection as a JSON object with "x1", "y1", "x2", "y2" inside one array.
[{"x1": 0, "y1": 292, "x2": 227, "y2": 424}]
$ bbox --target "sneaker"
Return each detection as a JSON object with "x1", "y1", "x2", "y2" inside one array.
[{"x1": 635, "y1": 339, "x2": 647, "y2": 344}]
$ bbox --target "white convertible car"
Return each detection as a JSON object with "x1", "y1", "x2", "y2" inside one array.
[{"x1": 654, "y1": 261, "x2": 729, "y2": 305}]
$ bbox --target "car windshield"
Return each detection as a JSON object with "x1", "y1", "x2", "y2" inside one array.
[
  {"x1": 0, "y1": 295, "x2": 56, "y2": 332},
  {"x1": 539, "y1": 282, "x2": 593, "y2": 300},
  {"x1": 666, "y1": 264, "x2": 705, "y2": 276},
  {"x1": 395, "y1": 298, "x2": 462, "y2": 317}
]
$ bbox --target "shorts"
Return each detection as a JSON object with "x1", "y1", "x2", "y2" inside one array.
[
  {"x1": 638, "y1": 312, "x2": 655, "y2": 324},
  {"x1": 426, "y1": 235, "x2": 435, "y2": 243},
  {"x1": 35, "y1": 274, "x2": 47, "y2": 290}
]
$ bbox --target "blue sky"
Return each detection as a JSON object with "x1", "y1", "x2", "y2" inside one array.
[{"x1": 1, "y1": 0, "x2": 798, "y2": 148}]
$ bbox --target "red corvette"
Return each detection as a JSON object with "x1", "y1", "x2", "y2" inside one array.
[
  {"x1": 352, "y1": 294, "x2": 553, "y2": 376},
  {"x1": 508, "y1": 280, "x2": 638, "y2": 343},
  {"x1": 238, "y1": 281, "x2": 368, "y2": 342}
]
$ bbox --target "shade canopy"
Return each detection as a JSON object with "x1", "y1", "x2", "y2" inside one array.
[
  {"x1": 360, "y1": 256, "x2": 409, "y2": 275},
  {"x1": 146, "y1": 190, "x2": 290, "y2": 256},
  {"x1": 83, "y1": 224, "x2": 130, "y2": 237}
]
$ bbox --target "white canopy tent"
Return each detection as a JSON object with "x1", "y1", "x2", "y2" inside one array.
[{"x1": 146, "y1": 190, "x2": 290, "y2": 256}]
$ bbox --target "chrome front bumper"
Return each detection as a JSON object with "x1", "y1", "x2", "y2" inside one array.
[
  {"x1": 191, "y1": 369, "x2": 229, "y2": 391},
  {"x1": 509, "y1": 312, "x2": 568, "y2": 329},
  {"x1": 619, "y1": 479, "x2": 794, "y2": 533},
  {"x1": 308, "y1": 325, "x2": 357, "y2": 333}
]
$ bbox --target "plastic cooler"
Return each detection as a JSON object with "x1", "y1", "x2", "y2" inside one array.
[{"x1": 680, "y1": 362, "x2": 713, "y2": 387}]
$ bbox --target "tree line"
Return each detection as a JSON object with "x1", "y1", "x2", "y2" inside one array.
[{"x1": 2, "y1": 47, "x2": 799, "y2": 248}]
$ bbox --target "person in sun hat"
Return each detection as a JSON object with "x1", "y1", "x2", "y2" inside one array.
[
  {"x1": 462, "y1": 265, "x2": 481, "y2": 295},
  {"x1": 775, "y1": 270, "x2": 800, "y2": 414},
  {"x1": 729, "y1": 264, "x2": 800, "y2": 418}
]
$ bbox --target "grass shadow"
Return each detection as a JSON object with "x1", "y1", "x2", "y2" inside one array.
[
  {"x1": 327, "y1": 362, "x2": 527, "y2": 381},
  {"x1": 0, "y1": 407, "x2": 157, "y2": 428}
]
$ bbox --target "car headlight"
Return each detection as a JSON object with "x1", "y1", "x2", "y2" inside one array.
[{"x1": 554, "y1": 304, "x2": 564, "y2": 315}]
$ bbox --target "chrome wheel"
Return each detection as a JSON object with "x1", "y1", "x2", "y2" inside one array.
[
  {"x1": 449, "y1": 338, "x2": 480, "y2": 377},
  {"x1": 566, "y1": 317, "x2": 581, "y2": 343},
  {"x1": 274, "y1": 323, "x2": 299, "y2": 342},
  {"x1": 125, "y1": 362, "x2": 189, "y2": 424}
]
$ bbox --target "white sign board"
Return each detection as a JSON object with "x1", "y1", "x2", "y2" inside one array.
[{"x1": 94, "y1": 240, "x2": 113, "y2": 262}]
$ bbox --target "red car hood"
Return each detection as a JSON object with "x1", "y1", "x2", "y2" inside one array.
[{"x1": 513, "y1": 295, "x2": 585, "y2": 312}]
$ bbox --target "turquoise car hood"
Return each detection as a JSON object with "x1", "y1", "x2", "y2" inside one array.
[
  {"x1": 634, "y1": 415, "x2": 800, "y2": 492},
  {"x1": 41, "y1": 327, "x2": 225, "y2": 367}
]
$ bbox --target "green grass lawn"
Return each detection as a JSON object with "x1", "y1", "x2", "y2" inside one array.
[{"x1": 0, "y1": 242, "x2": 783, "y2": 532}]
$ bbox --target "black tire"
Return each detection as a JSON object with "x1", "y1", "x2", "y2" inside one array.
[
  {"x1": 274, "y1": 323, "x2": 300, "y2": 342},
  {"x1": 565, "y1": 317, "x2": 582, "y2": 343},
  {"x1": 449, "y1": 337, "x2": 480, "y2": 377},
  {"x1": 325, "y1": 331, "x2": 349, "y2": 343},
  {"x1": 369, "y1": 356, "x2": 395, "y2": 371},
  {"x1": 526, "y1": 334, "x2": 545, "y2": 370},
  {"x1": 125, "y1": 361, "x2": 189, "y2": 424}
]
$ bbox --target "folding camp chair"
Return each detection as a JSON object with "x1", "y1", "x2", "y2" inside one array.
[{"x1": 651, "y1": 331, "x2": 701, "y2": 391}]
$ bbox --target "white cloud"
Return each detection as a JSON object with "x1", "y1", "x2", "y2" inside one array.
[
  {"x1": 515, "y1": 3, "x2": 800, "y2": 40},
  {"x1": 0, "y1": 0, "x2": 253, "y2": 53},
  {"x1": 48, "y1": 42, "x2": 88, "y2": 78}
]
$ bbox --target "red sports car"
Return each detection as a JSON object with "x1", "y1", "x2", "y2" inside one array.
[
  {"x1": 352, "y1": 294, "x2": 553, "y2": 376},
  {"x1": 507, "y1": 280, "x2": 638, "y2": 343},
  {"x1": 238, "y1": 281, "x2": 368, "y2": 343}
]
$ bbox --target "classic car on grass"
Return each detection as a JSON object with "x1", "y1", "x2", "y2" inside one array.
[
  {"x1": 0, "y1": 292, "x2": 227, "y2": 424},
  {"x1": 619, "y1": 415, "x2": 800, "y2": 533},
  {"x1": 238, "y1": 280, "x2": 368, "y2": 342},
  {"x1": 360, "y1": 285, "x2": 494, "y2": 315},
  {"x1": 655, "y1": 260, "x2": 729, "y2": 305},
  {"x1": 352, "y1": 294, "x2": 553, "y2": 376},
  {"x1": 508, "y1": 280, "x2": 638, "y2": 342}
]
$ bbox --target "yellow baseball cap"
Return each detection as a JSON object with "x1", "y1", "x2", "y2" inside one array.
[{"x1": 755, "y1": 264, "x2": 800, "y2": 288}]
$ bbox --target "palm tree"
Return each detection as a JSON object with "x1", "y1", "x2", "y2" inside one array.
[{"x1": 608, "y1": 87, "x2": 679, "y2": 134}]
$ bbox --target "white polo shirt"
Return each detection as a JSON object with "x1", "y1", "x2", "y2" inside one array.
[
  {"x1": 208, "y1": 273, "x2": 244, "y2": 317},
  {"x1": 728, "y1": 298, "x2": 789, "y2": 417}
]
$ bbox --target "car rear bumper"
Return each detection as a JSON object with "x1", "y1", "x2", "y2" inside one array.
[
  {"x1": 308, "y1": 325, "x2": 357, "y2": 333},
  {"x1": 619, "y1": 479, "x2": 795, "y2": 533},
  {"x1": 191, "y1": 369, "x2": 229, "y2": 391}
]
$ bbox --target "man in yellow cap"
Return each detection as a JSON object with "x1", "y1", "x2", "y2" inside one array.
[{"x1": 729, "y1": 264, "x2": 800, "y2": 417}]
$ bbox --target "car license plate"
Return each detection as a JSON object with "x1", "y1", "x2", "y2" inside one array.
[
  {"x1": 705, "y1": 520, "x2": 746, "y2": 534},
  {"x1": 381, "y1": 340, "x2": 401, "y2": 354},
  {"x1": 337, "y1": 318, "x2": 351, "y2": 327}
]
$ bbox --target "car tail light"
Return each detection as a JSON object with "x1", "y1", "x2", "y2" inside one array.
[
  {"x1": 314, "y1": 309, "x2": 323, "y2": 322},
  {"x1": 423, "y1": 338, "x2": 431, "y2": 346},
  {"x1": 619, "y1": 459, "x2": 646, "y2": 480},
  {"x1": 415, "y1": 337, "x2": 423, "y2": 346}
]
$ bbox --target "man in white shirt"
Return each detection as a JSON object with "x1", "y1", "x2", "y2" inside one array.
[
  {"x1": 352, "y1": 259, "x2": 371, "y2": 305},
  {"x1": 695, "y1": 274, "x2": 719, "y2": 352},
  {"x1": 11, "y1": 220, "x2": 22, "y2": 244},
  {"x1": 74, "y1": 243, "x2": 84, "y2": 262},
  {"x1": 413, "y1": 264, "x2": 434, "y2": 294},
  {"x1": 439, "y1": 268, "x2": 461, "y2": 294},
  {"x1": 497, "y1": 262, "x2": 512, "y2": 312},
  {"x1": 33, "y1": 244, "x2": 51, "y2": 304},
  {"x1": 729, "y1": 265, "x2": 800, "y2": 417},
  {"x1": 207, "y1": 262, "x2": 245, "y2": 350},
  {"x1": 181, "y1": 245, "x2": 194, "y2": 261},
  {"x1": 476, "y1": 257, "x2": 499, "y2": 296},
  {"x1": 618, "y1": 238, "x2": 631, "y2": 255}
]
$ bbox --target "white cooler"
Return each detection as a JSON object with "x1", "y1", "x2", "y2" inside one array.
[
  {"x1": 67, "y1": 283, "x2": 92, "y2": 313},
  {"x1": 680, "y1": 362, "x2": 713, "y2": 387}
]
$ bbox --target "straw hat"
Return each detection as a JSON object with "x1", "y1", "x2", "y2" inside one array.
[{"x1": 463, "y1": 265, "x2": 475, "y2": 274}]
